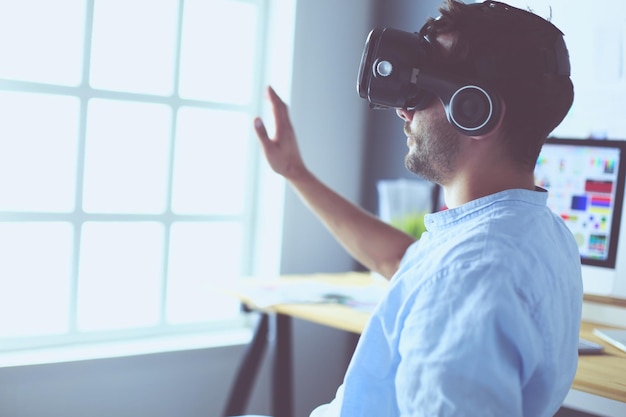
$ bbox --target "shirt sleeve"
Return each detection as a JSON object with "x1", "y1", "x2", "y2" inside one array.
[{"x1": 395, "y1": 263, "x2": 542, "y2": 417}]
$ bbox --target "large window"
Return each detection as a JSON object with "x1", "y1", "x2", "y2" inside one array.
[{"x1": 0, "y1": 0, "x2": 293, "y2": 353}]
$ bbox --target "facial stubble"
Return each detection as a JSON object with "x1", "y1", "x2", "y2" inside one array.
[{"x1": 404, "y1": 120, "x2": 461, "y2": 185}]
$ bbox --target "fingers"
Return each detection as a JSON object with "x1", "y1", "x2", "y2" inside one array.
[
  {"x1": 253, "y1": 85, "x2": 293, "y2": 144},
  {"x1": 267, "y1": 85, "x2": 284, "y2": 108},
  {"x1": 266, "y1": 86, "x2": 291, "y2": 135},
  {"x1": 254, "y1": 117, "x2": 269, "y2": 142}
]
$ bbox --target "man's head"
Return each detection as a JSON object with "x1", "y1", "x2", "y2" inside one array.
[
  {"x1": 358, "y1": 0, "x2": 574, "y2": 171},
  {"x1": 422, "y1": 0, "x2": 574, "y2": 169}
]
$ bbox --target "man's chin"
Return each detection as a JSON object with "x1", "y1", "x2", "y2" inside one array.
[{"x1": 404, "y1": 154, "x2": 418, "y2": 175}]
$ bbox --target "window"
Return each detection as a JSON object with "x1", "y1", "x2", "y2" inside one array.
[{"x1": 0, "y1": 0, "x2": 294, "y2": 353}]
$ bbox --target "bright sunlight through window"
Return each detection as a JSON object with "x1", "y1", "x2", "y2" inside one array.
[{"x1": 0, "y1": 0, "x2": 294, "y2": 356}]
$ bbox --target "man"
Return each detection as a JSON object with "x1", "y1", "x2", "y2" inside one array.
[{"x1": 253, "y1": 1, "x2": 582, "y2": 416}]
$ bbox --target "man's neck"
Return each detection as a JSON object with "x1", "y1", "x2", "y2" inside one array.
[{"x1": 442, "y1": 170, "x2": 536, "y2": 209}]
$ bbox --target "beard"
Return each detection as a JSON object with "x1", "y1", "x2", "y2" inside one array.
[{"x1": 404, "y1": 120, "x2": 461, "y2": 184}]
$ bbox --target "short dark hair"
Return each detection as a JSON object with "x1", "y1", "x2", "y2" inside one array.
[{"x1": 424, "y1": 0, "x2": 574, "y2": 169}]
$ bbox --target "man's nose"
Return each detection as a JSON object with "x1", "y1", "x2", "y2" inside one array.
[{"x1": 396, "y1": 108, "x2": 414, "y2": 121}]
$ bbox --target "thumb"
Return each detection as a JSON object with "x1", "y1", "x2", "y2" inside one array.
[{"x1": 253, "y1": 117, "x2": 270, "y2": 142}]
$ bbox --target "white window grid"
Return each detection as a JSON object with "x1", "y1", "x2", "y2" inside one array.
[{"x1": 0, "y1": 0, "x2": 276, "y2": 351}]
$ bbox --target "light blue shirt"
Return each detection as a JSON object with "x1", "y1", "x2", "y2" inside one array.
[{"x1": 311, "y1": 189, "x2": 583, "y2": 417}]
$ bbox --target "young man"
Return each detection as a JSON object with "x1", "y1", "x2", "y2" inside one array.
[{"x1": 253, "y1": 1, "x2": 582, "y2": 416}]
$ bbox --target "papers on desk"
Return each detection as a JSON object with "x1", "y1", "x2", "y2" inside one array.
[
  {"x1": 593, "y1": 328, "x2": 626, "y2": 353},
  {"x1": 238, "y1": 279, "x2": 387, "y2": 312}
]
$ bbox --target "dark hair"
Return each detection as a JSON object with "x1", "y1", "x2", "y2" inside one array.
[{"x1": 424, "y1": 0, "x2": 574, "y2": 169}]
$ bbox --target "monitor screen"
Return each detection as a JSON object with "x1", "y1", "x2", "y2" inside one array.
[{"x1": 535, "y1": 138, "x2": 626, "y2": 268}]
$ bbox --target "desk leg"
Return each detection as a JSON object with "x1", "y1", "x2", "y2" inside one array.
[
  {"x1": 222, "y1": 312, "x2": 269, "y2": 417},
  {"x1": 271, "y1": 313, "x2": 293, "y2": 417}
]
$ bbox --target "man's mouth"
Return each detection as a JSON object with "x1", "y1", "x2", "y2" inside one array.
[{"x1": 404, "y1": 124, "x2": 411, "y2": 137}]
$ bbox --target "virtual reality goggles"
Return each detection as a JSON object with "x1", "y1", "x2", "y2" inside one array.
[
  {"x1": 357, "y1": 27, "x2": 501, "y2": 136},
  {"x1": 357, "y1": 10, "x2": 570, "y2": 136}
]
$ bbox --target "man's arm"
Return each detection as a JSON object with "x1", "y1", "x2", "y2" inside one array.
[{"x1": 253, "y1": 86, "x2": 415, "y2": 279}]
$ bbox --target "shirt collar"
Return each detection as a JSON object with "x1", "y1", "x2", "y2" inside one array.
[{"x1": 424, "y1": 188, "x2": 548, "y2": 231}]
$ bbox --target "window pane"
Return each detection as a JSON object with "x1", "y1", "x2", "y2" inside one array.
[
  {"x1": 83, "y1": 99, "x2": 172, "y2": 214},
  {"x1": 171, "y1": 108, "x2": 249, "y2": 214},
  {"x1": 77, "y1": 222, "x2": 164, "y2": 331},
  {"x1": 0, "y1": 0, "x2": 85, "y2": 85},
  {"x1": 179, "y1": 0, "x2": 257, "y2": 104},
  {"x1": 0, "y1": 92, "x2": 80, "y2": 212},
  {"x1": 90, "y1": 0, "x2": 179, "y2": 95},
  {"x1": 0, "y1": 222, "x2": 73, "y2": 338},
  {"x1": 166, "y1": 222, "x2": 241, "y2": 324}
]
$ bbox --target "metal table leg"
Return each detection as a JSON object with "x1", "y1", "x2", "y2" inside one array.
[
  {"x1": 271, "y1": 313, "x2": 293, "y2": 417},
  {"x1": 222, "y1": 312, "x2": 270, "y2": 417}
]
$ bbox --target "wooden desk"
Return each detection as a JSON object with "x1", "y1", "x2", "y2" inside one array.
[
  {"x1": 573, "y1": 321, "x2": 626, "y2": 403},
  {"x1": 229, "y1": 272, "x2": 626, "y2": 416},
  {"x1": 258, "y1": 272, "x2": 375, "y2": 334}
]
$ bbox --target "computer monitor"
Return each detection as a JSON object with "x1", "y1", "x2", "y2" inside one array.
[{"x1": 535, "y1": 138, "x2": 626, "y2": 294}]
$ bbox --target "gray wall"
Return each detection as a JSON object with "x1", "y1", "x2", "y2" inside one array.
[
  {"x1": 360, "y1": 0, "x2": 442, "y2": 213},
  {"x1": 0, "y1": 344, "x2": 255, "y2": 417},
  {"x1": 271, "y1": 0, "x2": 373, "y2": 415},
  {"x1": 279, "y1": 1, "x2": 439, "y2": 417}
]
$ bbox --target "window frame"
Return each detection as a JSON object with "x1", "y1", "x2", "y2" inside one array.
[{"x1": 0, "y1": 0, "x2": 295, "y2": 358}]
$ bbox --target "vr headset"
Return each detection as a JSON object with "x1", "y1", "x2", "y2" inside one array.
[{"x1": 356, "y1": 2, "x2": 570, "y2": 136}]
